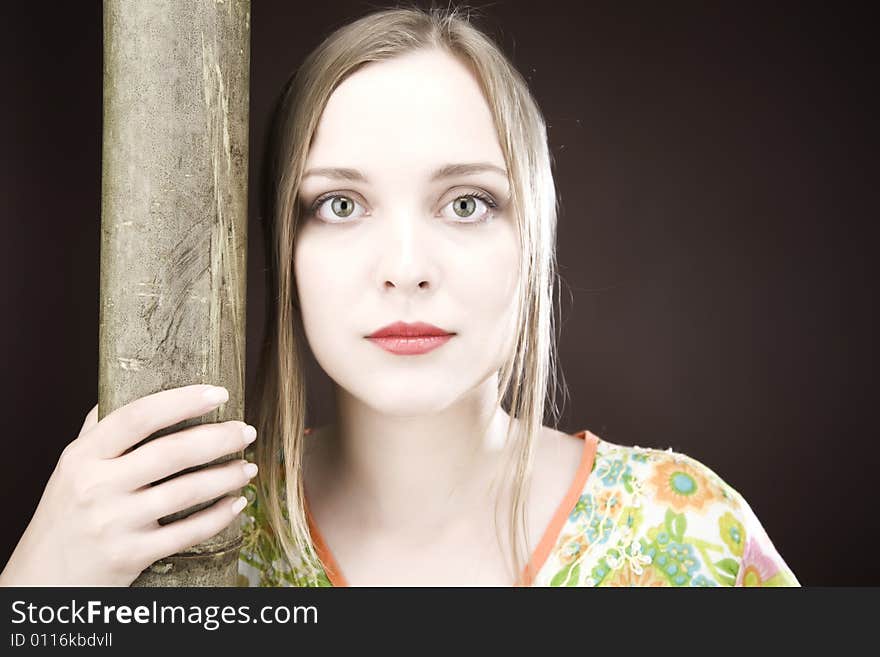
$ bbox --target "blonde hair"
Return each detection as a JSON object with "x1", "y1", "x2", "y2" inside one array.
[{"x1": 249, "y1": 2, "x2": 566, "y2": 585}]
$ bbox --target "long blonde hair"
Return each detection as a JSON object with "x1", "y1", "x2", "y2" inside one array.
[{"x1": 249, "y1": 2, "x2": 566, "y2": 585}]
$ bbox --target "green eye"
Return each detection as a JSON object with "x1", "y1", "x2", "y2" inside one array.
[
  {"x1": 442, "y1": 191, "x2": 498, "y2": 224},
  {"x1": 331, "y1": 196, "x2": 355, "y2": 218},
  {"x1": 452, "y1": 196, "x2": 477, "y2": 218}
]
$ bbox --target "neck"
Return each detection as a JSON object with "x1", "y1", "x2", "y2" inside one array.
[{"x1": 317, "y1": 373, "x2": 517, "y2": 539}]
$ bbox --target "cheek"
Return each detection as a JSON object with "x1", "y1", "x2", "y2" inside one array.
[
  {"x1": 293, "y1": 229, "x2": 355, "y2": 346},
  {"x1": 459, "y1": 226, "x2": 520, "y2": 319},
  {"x1": 452, "y1": 224, "x2": 521, "y2": 362}
]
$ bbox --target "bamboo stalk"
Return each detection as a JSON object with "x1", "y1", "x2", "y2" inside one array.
[{"x1": 100, "y1": 0, "x2": 251, "y2": 586}]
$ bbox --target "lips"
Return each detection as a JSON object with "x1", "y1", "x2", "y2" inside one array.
[
  {"x1": 367, "y1": 321, "x2": 453, "y2": 338},
  {"x1": 366, "y1": 321, "x2": 455, "y2": 355}
]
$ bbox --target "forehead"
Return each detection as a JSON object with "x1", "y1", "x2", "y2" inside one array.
[{"x1": 306, "y1": 48, "x2": 505, "y2": 174}]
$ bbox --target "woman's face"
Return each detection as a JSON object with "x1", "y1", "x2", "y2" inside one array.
[{"x1": 294, "y1": 48, "x2": 520, "y2": 416}]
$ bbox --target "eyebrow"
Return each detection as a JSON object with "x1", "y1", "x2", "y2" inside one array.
[{"x1": 301, "y1": 162, "x2": 508, "y2": 183}]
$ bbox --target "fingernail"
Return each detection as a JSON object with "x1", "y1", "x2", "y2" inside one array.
[
  {"x1": 231, "y1": 496, "x2": 247, "y2": 513},
  {"x1": 242, "y1": 424, "x2": 257, "y2": 444},
  {"x1": 243, "y1": 462, "x2": 258, "y2": 478},
  {"x1": 203, "y1": 386, "x2": 228, "y2": 405}
]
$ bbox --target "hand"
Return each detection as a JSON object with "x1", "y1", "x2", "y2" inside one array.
[{"x1": 0, "y1": 384, "x2": 258, "y2": 586}]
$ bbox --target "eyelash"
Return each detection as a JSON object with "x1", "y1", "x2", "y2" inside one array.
[{"x1": 305, "y1": 190, "x2": 499, "y2": 225}]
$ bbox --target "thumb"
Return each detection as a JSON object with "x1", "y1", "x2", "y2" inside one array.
[{"x1": 78, "y1": 403, "x2": 99, "y2": 438}]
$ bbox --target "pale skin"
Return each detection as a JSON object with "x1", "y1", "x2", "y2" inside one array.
[
  {"x1": 295, "y1": 48, "x2": 584, "y2": 585},
  {"x1": 0, "y1": 47, "x2": 583, "y2": 587},
  {"x1": 0, "y1": 385, "x2": 258, "y2": 586}
]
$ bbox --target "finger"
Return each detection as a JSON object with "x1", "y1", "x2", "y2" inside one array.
[
  {"x1": 116, "y1": 420, "x2": 255, "y2": 489},
  {"x1": 133, "y1": 458, "x2": 256, "y2": 523},
  {"x1": 78, "y1": 403, "x2": 99, "y2": 439},
  {"x1": 83, "y1": 384, "x2": 229, "y2": 459},
  {"x1": 145, "y1": 495, "x2": 247, "y2": 565}
]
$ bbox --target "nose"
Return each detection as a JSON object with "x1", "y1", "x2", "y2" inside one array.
[{"x1": 375, "y1": 209, "x2": 437, "y2": 294}]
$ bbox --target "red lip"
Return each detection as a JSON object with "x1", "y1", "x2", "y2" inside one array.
[
  {"x1": 366, "y1": 322, "x2": 456, "y2": 355},
  {"x1": 367, "y1": 321, "x2": 453, "y2": 338}
]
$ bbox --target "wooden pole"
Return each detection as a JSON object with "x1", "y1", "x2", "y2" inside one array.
[{"x1": 100, "y1": 0, "x2": 250, "y2": 586}]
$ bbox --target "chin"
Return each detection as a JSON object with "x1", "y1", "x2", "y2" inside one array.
[{"x1": 348, "y1": 381, "x2": 463, "y2": 417}]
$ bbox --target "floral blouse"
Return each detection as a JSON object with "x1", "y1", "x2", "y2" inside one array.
[{"x1": 237, "y1": 429, "x2": 799, "y2": 587}]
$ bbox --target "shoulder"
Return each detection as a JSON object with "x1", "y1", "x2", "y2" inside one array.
[
  {"x1": 537, "y1": 434, "x2": 800, "y2": 587},
  {"x1": 591, "y1": 437, "x2": 740, "y2": 513}
]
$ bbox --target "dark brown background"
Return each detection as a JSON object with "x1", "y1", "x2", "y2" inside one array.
[{"x1": 1, "y1": 1, "x2": 876, "y2": 585}]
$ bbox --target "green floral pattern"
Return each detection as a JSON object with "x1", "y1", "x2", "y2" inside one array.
[{"x1": 237, "y1": 435, "x2": 800, "y2": 587}]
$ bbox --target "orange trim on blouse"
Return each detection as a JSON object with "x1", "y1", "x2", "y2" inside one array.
[{"x1": 302, "y1": 428, "x2": 599, "y2": 587}]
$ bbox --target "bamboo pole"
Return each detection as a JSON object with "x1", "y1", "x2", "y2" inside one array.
[{"x1": 100, "y1": 0, "x2": 250, "y2": 586}]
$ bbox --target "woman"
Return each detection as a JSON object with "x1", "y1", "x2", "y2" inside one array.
[
  {"x1": 236, "y1": 6, "x2": 799, "y2": 587},
  {"x1": 0, "y1": 5, "x2": 799, "y2": 588}
]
